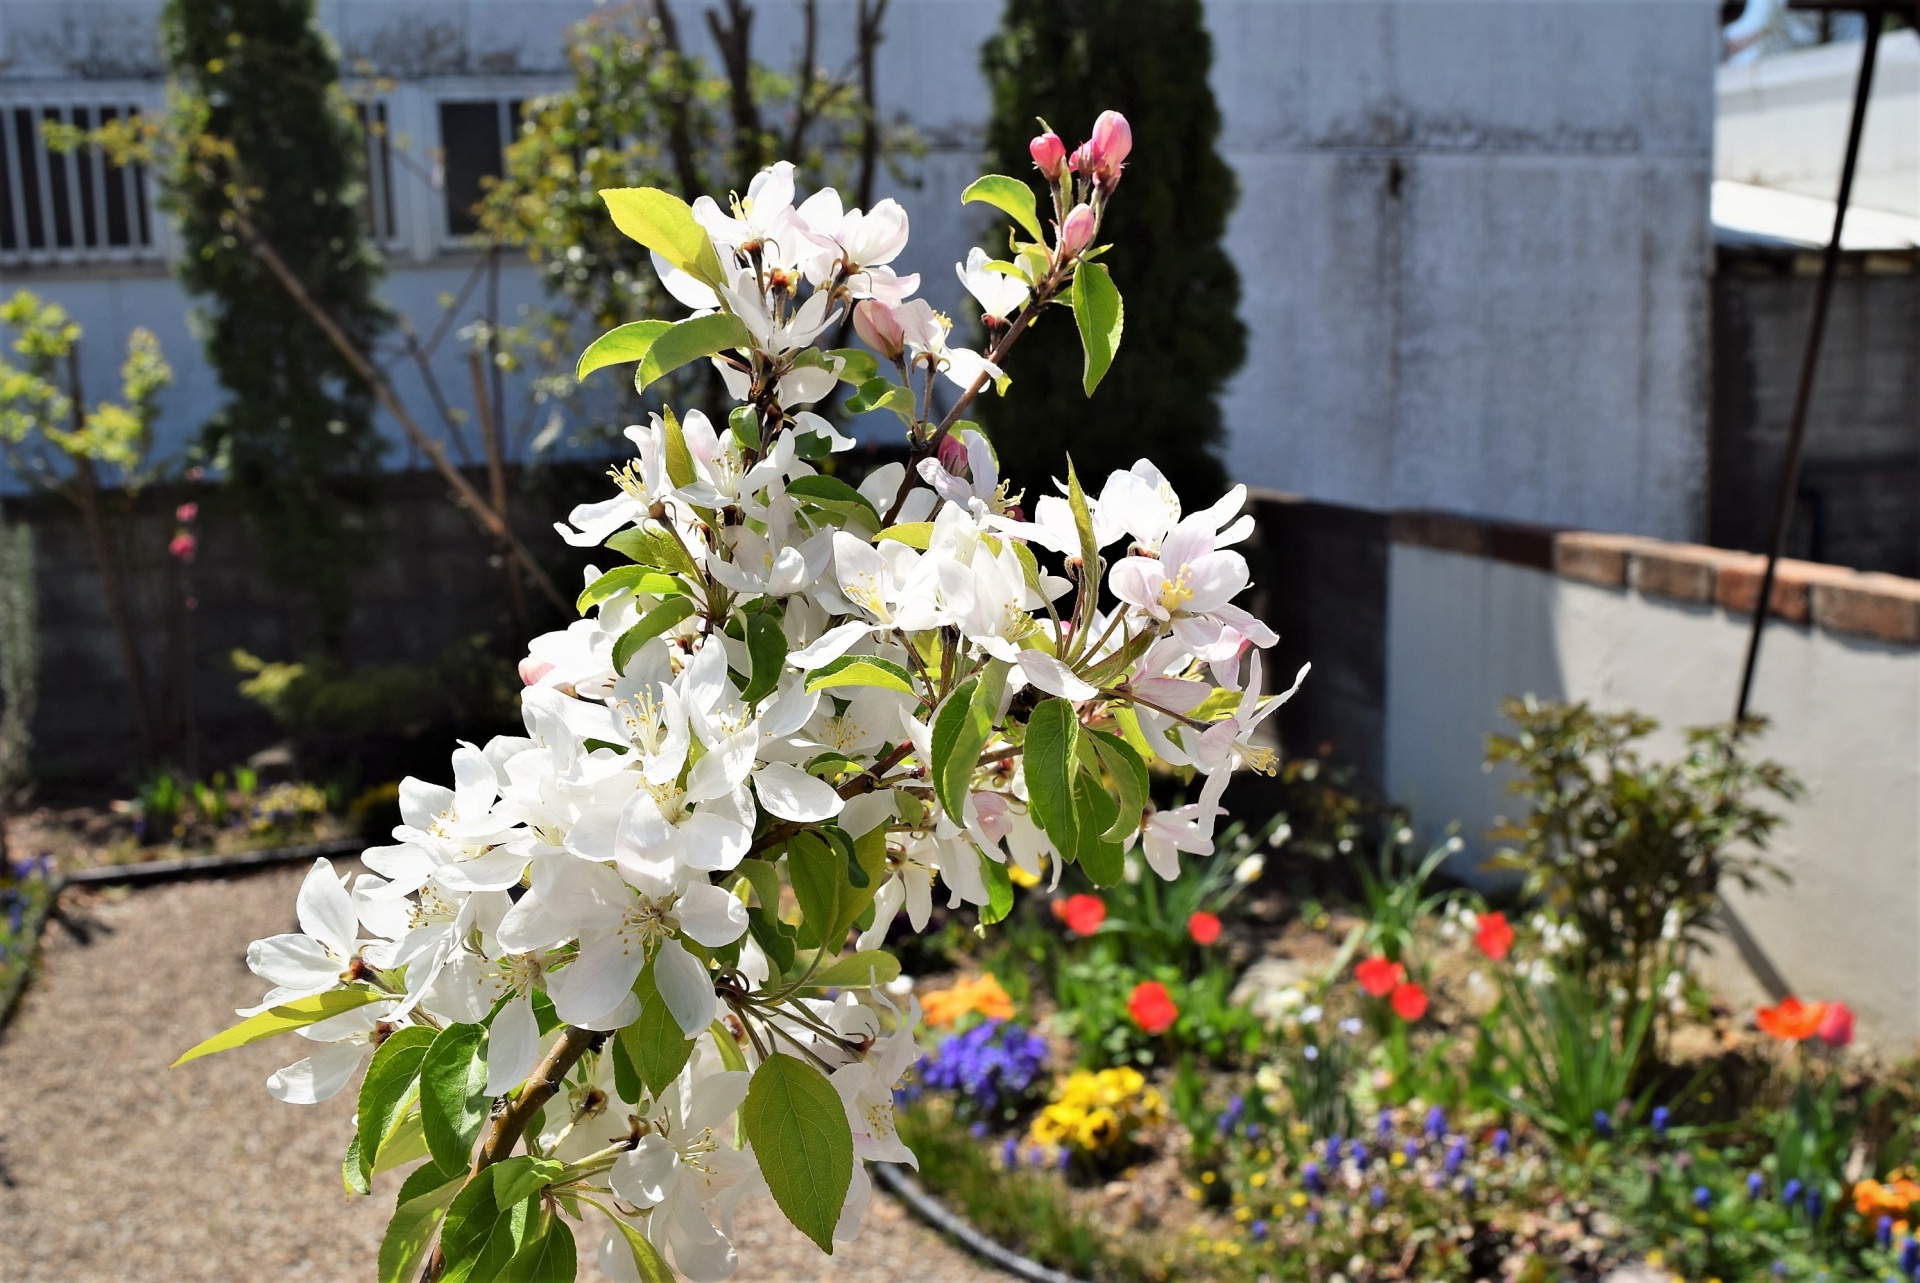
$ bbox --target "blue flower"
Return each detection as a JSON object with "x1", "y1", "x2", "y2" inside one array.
[
  {"x1": 1783, "y1": 1178, "x2": 1803, "y2": 1207},
  {"x1": 1250, "y1": 1220, "x2": 1268, "y2": 1242},
  {"x1": 969, "y1": 1121, "x2": 988, "y2": 1139},
  {"x1": 1324, "y1": 1136, "x2": 1343, "y2": 1166},
  {"x1": 1370, "y1": 1185, "x2": 1386, "y2": 1208},
  {"x1": 1652, "y1": 1106, "x2": 1669, "y2": 1137},
  {"x1": 1592, "y1": 1110, "x2": 1613, "y2": 1140},
  {"x1": 1693, "y1": 1186, "x2": 1712, "y2": 1210},
  {"x1": 1424, "y1": 1105, "x2": 1446, "y2": 1139},
  {"x1": 1876, "y1": 1215, "x2": 1893, "y2": 1248},
  {"x1": 1492, "y1": 1128, "x2": 1511, "y2": 1157},
  {"x1": 1350, "y1": 1143, "x2": 1369, "y2": 1170},
  {"x1": 1403, "y1": 1139, "x2": 1419, "y2": 1164},
  {"x1": 1303, "y1": 1161, "x2": 1324, "y2": 1194},
  {"x1": 921, "y1": 1021, "x2": 1048, "y2": 1114},
  {"x1": 1444, "y1": 1140, "x2": 1466, "y2": 1175},
  {"x1": 1806, "y1": 1189, "x2": 1824, "y2": 1219},
  {"x1": 1377, "y1": 1107, "x2": 1394, "y2": 1140},
  {"x1": 1001, "y1": 1136, "x2": 1020, "y2": 1169},
  {"x1": 1900, "y1": 1237, "x2": 1919, "y2": 1273},
  {"x1": 1747, "y1": 1172, "x2": 1765, "y2": 1198}
]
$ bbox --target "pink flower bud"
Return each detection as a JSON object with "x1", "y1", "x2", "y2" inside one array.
[
  {"x1": 936, "y1": 431, "x2": 970, "y2": 476},
  {"x1": 1057, "y1": 204, "x2": 1096, "y2": 259},
  {"x1": 853, "y1": 299, "x2": 905, "y2": 360},
  {"x1": 1029, "y1": 131, "x2": 1067, "y2": 180},
  {"x1": 518, "y1": 656, "x2": 556, "y2": 687},
  {"x1": 168, "y1": 532, "x2": 197, "y2": 562},
  {"x1": 175, "y1": 502, "x2": 199, "y2": 523},
  {"x1": 1818, "y1": 1001, "x2": 1854, "y2": 1048},
  {"x1": 1089, "y1": 111, "x2": 1132, "y2": 174}
]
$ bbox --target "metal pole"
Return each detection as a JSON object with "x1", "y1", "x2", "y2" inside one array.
[{"x1": 1733, "y1": 14, "x2": 1883, "y2": 721}]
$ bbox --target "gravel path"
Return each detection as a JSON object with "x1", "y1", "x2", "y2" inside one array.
[{"x1": 0, "y1": 865, "x2": 1010, "y2": 1282}]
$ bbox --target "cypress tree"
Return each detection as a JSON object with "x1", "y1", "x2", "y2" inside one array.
[
  {"x1": 161, "y1": 0, "x2": 387, "y2": 638},
  {"x1": 980, "y1": 0, "x2": 1245, "y2": 503}
]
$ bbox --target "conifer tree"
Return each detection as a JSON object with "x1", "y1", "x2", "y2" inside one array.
[
  {"x1": 980, "y1": 0, "x2": 1244, "y2": 502},
  {"x1": 161, "y1": 0, "x2": 387, "y2": 637}
]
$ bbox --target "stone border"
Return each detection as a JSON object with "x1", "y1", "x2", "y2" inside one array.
[{"x1": 1383, "y1": 510, "x2": 1920, "y2": 647}]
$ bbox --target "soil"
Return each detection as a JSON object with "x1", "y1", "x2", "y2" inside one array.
[
  {"x1": 6, "y1": 801, "x2": 356, "y2": 874},
  {"x1": 0, "y1": 863, "x2": 1012, "y2": 1282}
]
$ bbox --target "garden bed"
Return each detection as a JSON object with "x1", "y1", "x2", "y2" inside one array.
[{"x1": 886, "y1": 766, "x2": 1920, "y2": 1283}]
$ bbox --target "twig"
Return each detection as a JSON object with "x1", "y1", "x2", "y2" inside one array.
[{"x1": 225, "y1": 210, "x2": 569, "y2": 613}]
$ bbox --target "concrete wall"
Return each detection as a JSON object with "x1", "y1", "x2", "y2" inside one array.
[
  {"x1": 1383, "y1": 533, "x2": 1920, "y2": 1049},
  {"x1": 5, "y1": 0, "x2": 1720, "y2": 543},
  {"x1": 1711, "y1": 253, "x2": 1920, "y2": 578},
  {"x1": 1717, "y1": 29, "x2": 1920, "y2": 217}
]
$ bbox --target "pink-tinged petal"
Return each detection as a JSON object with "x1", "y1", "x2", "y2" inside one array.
[
  {"x1": 1178, "y1": 550, "x2": 1250, "y2": 614},
  {"x1": 1211, "y1": 601, "x2": 1280, "y2": 648},
  {"x1": 1158, "y1": 519, "x2": 1217, "y2": 576},
  {"x1": 1107, "y1": 557, "x2": 1167, "y2": 615},
  {"x1": 1128, "y1": 676, "x2": 1211, "y2": 713}
]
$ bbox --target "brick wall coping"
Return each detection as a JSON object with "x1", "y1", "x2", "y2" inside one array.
[{"x1": 1242, "y1": 491, "x2": 1920, "y2": 648}]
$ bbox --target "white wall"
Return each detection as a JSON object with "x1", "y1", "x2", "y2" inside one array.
[
  {"x1": 5, "y1": 0, "x2": 1720, "y2": 543},
  {"x1": 1384, "y1": 543, "x2": 1920, "y2": 1048},
  {"x1": 1717, "y1": 29, "x2": 1920, "y2": 217}
]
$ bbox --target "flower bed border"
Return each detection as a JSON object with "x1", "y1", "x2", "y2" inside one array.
[
  {"x1": 871, "y1": 1161, "x2": 1095, "y2": 1283},
  {"x1": 61, "y1": 835, "x2": 364, "y2": 887}
]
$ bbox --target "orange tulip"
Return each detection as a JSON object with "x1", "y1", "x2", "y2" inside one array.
[{"x1": 1756, "y1": 996, "x2": 1828, "y2": 1041}]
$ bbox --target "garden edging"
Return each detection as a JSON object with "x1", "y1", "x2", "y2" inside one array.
[{"x1": 871, "y1": 1162, "x2": 1094, "y2": 1283}]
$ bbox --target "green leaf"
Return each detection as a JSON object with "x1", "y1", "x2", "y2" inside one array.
[
  {"x1": 1087, "y1": 729, "x2": 1150, "y2": 844},
  {"x1": 613, "y1": 596, "x2": 697, "y2": 673},
  {"x1": 599, "y1": 187, "x2": 726, "y2": 286},
  {"x1": 801, "y1": 950, "x2": 902, "y2": 989},
  {"x1": 739, "y1": 610, "x2": 788, "y2": 705},
  {"x1": 172, "y1": 987, "x2": 389, "y2": 1066},
  {"x1": 605, "y1": 525, "x2": 699, "y2": 578},
  {"x1": 494, "y1": 1155, "x2": 567, "y2": 1210},
  {"x1": 1113, "y1": 705, "x2": 1155, "y2": 761},
  {"x1": 961, "y1": 174, "x2": 1046, "y2": 244},
  {"x1": 786, "y1": 829, "x2": 884, "y2": 954},
  {"x1": 806, "y1": 655, "x2": 917, "y2": 697},
  {"x1": 844, "y1": 376, "x2": 917, "y2": 421},
  {"x1": 576, "y1": 320, "x2": 672, "y2": 381},
  {"x1": 875, "y1": 522, "x2": 933, "y2": 549},
  {"x1": 747, "y1": 905, "x2": 797, "y2": 975},
  {"x1": 742, "y1": 1053, "x2": 854, "y2": 1253},
  {"x1": 979, "y1": 853, "x2": 1015, "y2": 926},
  {"x1": 828, "y1": 348, "x2": 879, "y2": 384},
  {"x1": 577, "y1": 566, "x2": 680, "y2": 615},
  {"x1": 1070, "y1": 770, "x2": 1126, "y2": 887},
  {"x1": 660, "y1": 406, "x2": 697, "y2": 489},
  {"x1": 1064, "y1": 458, "x2": 1100, "y2": 571},
  {"x1": 373, "y1": 1109, "x2": 434, "y2": 1177},
  {"x1": 1070, "y1": 260, "x2": 1124, "y2": 395},
  {"x1": 501, "y1": 1215, "x2": 576, "y2": 1283},
  {"x1": 438, "y1": 1165, "x2": 536, "y2": 1283},
  {"x1": 358, "y1": 1027, "x2": 436, "y2": 1178},
  {"x1": 377, "y1": 1163, "x2": 465, "y2": 1283},
  {"x1": 1023, "y1": 697, "x2": 1081, "y2": 858},
  {"x1": 421, "y1": 1023, "x2": 492, "y2": 1174},
  {"x1": 929, "y1": 677, "x2": 980, "y2": 823},
  {"x1": 709, "y1": 1021, "x2": 750, "y2": 1074},
  {"x1": 343, "y1": 1134, "x2": 371, "y2": 1196},
  {"x1": 638, "y1": 312, "x2": 754, "y2": 391},
  {"x1": 727, "y1": 405, "x2": 762, "y2": 453},
  {"x1": 785, "y1": 474, "x2": 881, "y2": 528},
  {"x1": 598, "y1": 1209, "x2": 676, "y2": 1283},
  {"x1": 939, "y1": 661, "x2": 1010, "y2": 823},
  {"x1": 621, "y1": 960, "x2": 697, "y2": 1099},
  {"x1": 735, "y1": 858, "x2": 783, "y2": 912}
]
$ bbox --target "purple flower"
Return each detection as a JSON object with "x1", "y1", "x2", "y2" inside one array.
[
  {"x1": 1305, "y1": 1209, "x2": 1320, "y2": 1227},
  {"x1": 1001, "y1": 1136, "x2": 1020, "y2": 1169},
  {"x1": 1302, "y1": 1161, "x2": 1324, "y2": 1194},
  {"x1": 1324, "y1": 1136, "x2": 1343, "y2": 1166},
  {"x1": 1876, "y1": 1215, "x2": 1893, "y2": 1247},
  {"x1": 1900, "y1": 1237, "x2": 1919, "y2": 1273},
  {"x1": 1444, "y1": 1140, "x2": 1466, "y2": 1175},
  {"x1": 1402, "y1": 1139, "x2": 1419, "y2": 1163},
  {"x1": 1805, "y1": 1188, "x2": 1824, "y2": 1219},
  {"x1": 969, "y1": 1121, "x2": 988, "y2": 1139},
  {"x1": 1783, "y1": 1178, "x2": 1802, "y2": 1206},
  {"x1": 1492, "y1": 1128, "x2": 1511, "y2": 1157},
  {"x1": 1424, "y1": 1105, "x2": 1446, "y2": 1139},
  {"x1": 1747, "y1": 1172, "x2": 1765, "y2": 1198},
  {"x1": 1377, "y1": 1108, "x2": 1394, "y2": 1140},
  {"x1": 922, "y1": 1021, "x2": 1048, "y2": 1114},
  {"x1": 1350, "y1": 1143, "x2": 1369, "y2": 1170},
  {"x1": 1693, "y1": 1186, "x2": 1712, "y2": 1210},
  {"x1": 1370, "y1": 1186, "x2": 1386, "y2": 1208},
  {"x1": 1250, "y1": 1220, "x2": 1268, "y2": 1242},
  {"x1": 1592, "y1": 1109, "x2": 1613, "y2": 1140},
  {"x1": 1652, "y1": 1106, "x2": 1670, "y2": 1137}
]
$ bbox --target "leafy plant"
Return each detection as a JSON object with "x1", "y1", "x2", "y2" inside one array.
[
  {"x1": 1479, "y1": 967, "x2": 1658, "y2": 1151},
  {"x1": 1486, "y1": 697, "x2": 1800, "y2": 1003},
  {"x1": 1344, "y1": 827, "x2": 1461, "y2": 968}
]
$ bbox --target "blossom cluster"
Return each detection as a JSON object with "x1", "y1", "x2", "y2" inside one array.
[
  {"x1": 1027, "y1": 1065, "x2": 1167, "y2": 1158},
  {"x1": 177, "y1": 109, "x2": 1305, "y2": 1283},
  {"x1": 920, "y1": 1019, "x2": 1050, "y2": 1116}
]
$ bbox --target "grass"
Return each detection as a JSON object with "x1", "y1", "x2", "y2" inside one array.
[{"x1": 0, "y1": 869, "x2": 55, "y2": 1026}]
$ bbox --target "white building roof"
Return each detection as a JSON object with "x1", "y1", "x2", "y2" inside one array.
[{"x1": 1713, "y1": 179, "x2": 1920, "y2": 251}]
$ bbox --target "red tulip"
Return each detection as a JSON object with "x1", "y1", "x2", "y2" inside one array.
[
  {"x1": 1187, "y1": 911, "x2": 1221, "y2": 946},
  {"x1": 1128, "y1": 980, "x2": 1178, "y2": 1034},
  {"x1": 1390, "y1": 982, "x2": 1428, "y2": 1022},
  {"x1": 1355, "y1": 955, "x2": 1405, "y2": 998},
  {"x1": 1818, "y1": 1001, "x2": 1854, "y2": 1048},
  {"x1": 1055, "y1": 893, "x2": 1106, "y2": 936},
  {"x1": 1474, "y1": 911, "x2": 1514, "y2": 961}
]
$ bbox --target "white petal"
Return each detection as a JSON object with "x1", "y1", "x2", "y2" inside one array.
[
  {"x1": 295, "y1": 858, "x2": 359, "y2": 959},
  {"x1": 834, "y1": 1160, "x2": 873, "y2": 1242},
  {"x1": 433, "y1": 847, "x2": 528, "y2": 894},
  {"x1": 652, "y1": 937, "x2": 718, "y2": 1035},
  {"x1": 485, "y1": 994, "x2": 542, "y2": 1096},
  {"x1": 248, "y1": 933, "x2": 341, "y2": 991},
  {"x1": 787, "y1": 620, "x2": 871, "y2": 669},
  {"x1": 266, "y1": 1040, "x2": 367, "y2": 1105},
  {"x1": 1014, "y1": 650, "x2": 1100, "y2": 702},
  {"x1": 611, "y1": 1134, "x2": 680, "y2": 1209},
  {"x1": 548, "y1": 933, "x2": 645, "y2": 1027},
  {"x1": 675, "y1": 882, "x2": 750, "y2": 948},
  {"x1": 751, "y1": 761, "x2": 844, "y2": 822}
]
